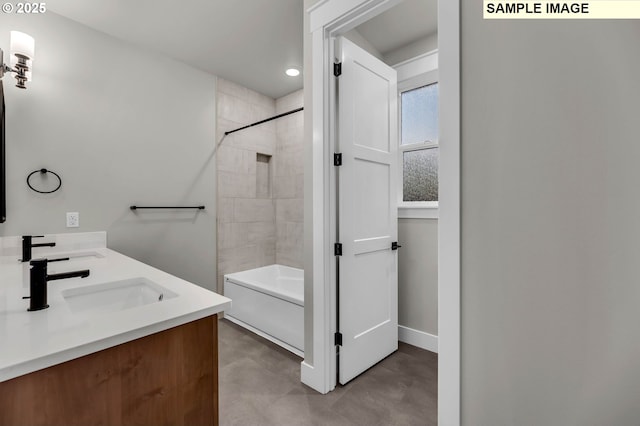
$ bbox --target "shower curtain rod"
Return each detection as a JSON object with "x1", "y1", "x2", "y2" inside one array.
[{"x1": 224, "y1": 107, "x2": 303, "y2": 136}]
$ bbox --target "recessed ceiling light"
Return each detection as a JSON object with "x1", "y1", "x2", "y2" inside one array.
[{"x1": 285, "y1": 68, "x2": 300, "y2": 77}]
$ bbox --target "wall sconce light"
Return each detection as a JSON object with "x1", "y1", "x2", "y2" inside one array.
[{"x1": 0, "y1": 31, "x2": 35, "y2": 89}]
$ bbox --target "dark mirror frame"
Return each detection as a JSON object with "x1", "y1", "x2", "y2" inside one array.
[{"x1": 1, "y1": 80, "x2": 5, "y2": 223}]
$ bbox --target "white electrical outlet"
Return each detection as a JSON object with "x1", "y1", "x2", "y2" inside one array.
[{"x1": 66, "y1": 212, "x2": 79, "y2": 228}]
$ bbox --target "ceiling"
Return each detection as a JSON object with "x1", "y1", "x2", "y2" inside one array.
[
  {"x1": 357, "y1": 0, "x2": 438, "y2": 55},
  {"x1": 49, "y1": 0, "x2": 436, "y2": 100},
  {"x1": 49, "y1": 0, "x2": 303, "y2": 99}
]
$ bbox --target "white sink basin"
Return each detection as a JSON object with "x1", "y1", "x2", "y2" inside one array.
[
  {"x1": 49, "y1": 251, "x2": 104, "y2": 261},
  {"x1": 62, "y1": 277, "x2": 178, "y2": 315}
]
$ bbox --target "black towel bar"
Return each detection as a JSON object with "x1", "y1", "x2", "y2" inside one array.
[{"x1": 130, "y1": 206, "x2": 205, "y2": 210}]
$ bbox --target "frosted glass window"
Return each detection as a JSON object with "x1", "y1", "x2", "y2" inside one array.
[
  {"x1": 403, "y1": 148, "x2": 438, "y2": 202},
  {"x1": 401, "y1": 83, "x2": 438, "y2": 146}
]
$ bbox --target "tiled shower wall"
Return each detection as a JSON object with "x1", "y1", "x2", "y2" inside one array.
[
  {"x1": 274, "y1": 91, "x2": 304, "y2": 268},
  {"x1": 216, "y1": 79, "x2": 303, "y2": 294},
  {"x1": 216, "y1": 79, "x2": 277, "y2": 293}
]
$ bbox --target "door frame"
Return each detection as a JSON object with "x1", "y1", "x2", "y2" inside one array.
[{"x1": 303, "y1": 0, "x2": 460, "y2": 424}]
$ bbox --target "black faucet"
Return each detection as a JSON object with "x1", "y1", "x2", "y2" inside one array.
[
  {"x1": 27, "y1": 258, "x2": 90, "y2": 312},
  {"x1": 21, "y1": 235, "x2": 56, "y2": 262}
]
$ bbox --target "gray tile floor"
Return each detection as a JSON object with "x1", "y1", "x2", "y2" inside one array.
[{"x1": 219, "y1": 319, "x2": 438, "y2": 426}]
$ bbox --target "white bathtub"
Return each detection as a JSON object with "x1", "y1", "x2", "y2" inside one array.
[{"x1": 224, "y1": 264, "x2": 303, "y2": 357}]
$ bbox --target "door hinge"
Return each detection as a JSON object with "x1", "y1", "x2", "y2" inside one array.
[
  {"x1": 334, "y1": 153, "x2": 342, "y2": 166},
  {"x1": 391, "y1": 241, "x2": 402, "y2": 250},
  {"x1": 334, "y1": 243, "x2": 342, "y2": 256},
  {"x1": 334, "y1": 62, "x2": 342, "y2": 77},
  {"x1": 334, "y1": 332, "x2": 343, "y2": 346}
]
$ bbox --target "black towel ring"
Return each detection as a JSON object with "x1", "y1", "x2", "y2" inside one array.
[{"x1": 27, "y1": 168, "x2": 62, "y2": 194}]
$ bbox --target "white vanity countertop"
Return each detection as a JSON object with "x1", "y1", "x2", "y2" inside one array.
[{"x1": 0, "y1": 232, "x2": 231, "y2": 383}]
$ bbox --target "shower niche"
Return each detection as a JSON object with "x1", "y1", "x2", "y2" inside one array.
[{"x1": 256, "y1": 153, "x2": 272, "y2": 199}]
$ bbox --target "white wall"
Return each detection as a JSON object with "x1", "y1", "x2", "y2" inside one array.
[
  {"x1": 384, "y1": 32, "x2": 438, "y2": 66},
  {"x1": 398, "y1": 218, "x2": 438, "y2": 336},
  {"x1": 0, "y1": 12, "x2": 217, "y2": 290},
  {"x1": 344, "y1": 29, "x2": 384, "y2": 60},
  {"x1": 461, "y1": 8, "x2": 640, "y2": 425}
]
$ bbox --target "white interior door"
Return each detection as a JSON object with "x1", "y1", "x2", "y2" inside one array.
[{"x1": 337, "y1": 37, "x2": 398, "y2": 385}]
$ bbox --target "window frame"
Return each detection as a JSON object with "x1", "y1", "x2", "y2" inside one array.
[{"x1": 395, "y1": 50, "x2": 439, "y2": 219}]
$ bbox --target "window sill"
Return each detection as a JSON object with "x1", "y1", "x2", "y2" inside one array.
[{"x1": 398, "y1": 205, "x2": 439, "y2": 219}]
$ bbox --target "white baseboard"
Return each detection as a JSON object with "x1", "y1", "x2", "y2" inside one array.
[{"x1": 398, "y1": 325, "x2": 438, "y2": 353}]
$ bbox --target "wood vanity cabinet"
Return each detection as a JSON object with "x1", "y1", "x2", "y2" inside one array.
[{"x1": 0, "y1": 315, "x2": 219, "y2": 426}]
